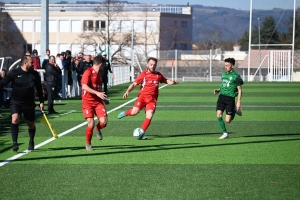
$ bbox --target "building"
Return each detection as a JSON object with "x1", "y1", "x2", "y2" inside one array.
[{"x1": 1, "y1": 3, "x2": 193, "y2": 62}]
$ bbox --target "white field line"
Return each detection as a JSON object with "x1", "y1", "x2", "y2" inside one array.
[{"x1": 0, "y1": 84, "x2": 168, "y2": 167}]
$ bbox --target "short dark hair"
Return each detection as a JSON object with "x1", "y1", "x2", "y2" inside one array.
[
  {"x1": 21, "y1": 55, "x2": 32, "y2": 65},
  {"x1": 93, "y1": 55, "x2": 105, "y2": 65},
  {"x1": 147, "y1": 57, "x2": 157, "y2": 64},
  {"x1": 225, "y1": 57, "x2": 235, "y2": 66},
  {"x1": 46, "y1": 49, "x2": 50, "y2": 52}
]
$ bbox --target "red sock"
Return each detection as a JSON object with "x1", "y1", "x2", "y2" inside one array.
[
  {"x1": 96, "y1": 122, "x2": 106, "y2": 130},
  {"x1": 141, "y1": 118, "x2": 151, "y2": 131},
  {"x1": 86, "y1": 126, "x2": 93, "y2": 145},
  {"x1": 125, "y1": 108, "x2": 133, "y2": 116}
]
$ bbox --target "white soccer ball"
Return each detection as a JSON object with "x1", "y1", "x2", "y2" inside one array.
[{"x1": 133, "y1": 128, "x2": 145, "y2": 139}]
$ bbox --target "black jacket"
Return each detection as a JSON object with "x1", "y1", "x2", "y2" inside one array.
[
  {"x1": 78, "y1": 61, "x2": 93, "y2": 75},
  {"x1": 101, "y1": 59, "x2": 113, "y2": 78},
  {"x1": 0, "y1": 67, "x2": 44, "y2": 105},
  {"x1": 44, "y1": 63, "x2": 62, "y2": 86}
]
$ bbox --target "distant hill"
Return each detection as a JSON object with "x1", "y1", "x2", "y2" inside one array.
[{"x1": 192, "y1": 5, "x2": 293, "y2": 42}]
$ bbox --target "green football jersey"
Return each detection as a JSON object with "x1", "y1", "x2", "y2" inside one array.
[{"x1": 219, "y1": 70, "x2": 244, "y2": 97}]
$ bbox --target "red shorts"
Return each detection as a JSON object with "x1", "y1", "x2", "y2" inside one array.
[
  {"x1": 134, "y1": 95, "x2": 157, "y2": 112},
  {"x1": 82, "y1": 101, "x2": 107, "y2": 119}
]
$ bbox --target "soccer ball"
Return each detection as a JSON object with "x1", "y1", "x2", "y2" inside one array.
[{"x1": 133, "y1": 128, "x2": 145, "y2": 139}]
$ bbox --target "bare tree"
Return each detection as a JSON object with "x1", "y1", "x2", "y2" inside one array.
[
  {"x1": 0, "y1": 12, "x2": 25, "y2": 61},
  {"x1": 75, "y1": 0, "x2": 132, "y2": 63},
  {"x1": 197, "y1": 26, "x2": 223, "y2": 50}
]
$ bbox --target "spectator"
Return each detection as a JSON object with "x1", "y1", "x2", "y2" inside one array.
[
  {"x1": 44, "y1": 55, "x2": 62, "y2": 114},
  {"x1": 55, "y1": 54, "x2": 63, "y2": 98},
  {"x1": 71, "y1": 57, "x2": 81, "y2": 96},
  {"x1": 78, "y1": 54, "x2": 93, "y2": 87},
  {"x1": 42, "y1": 49, "x2": 51, "y2": 69},
  {"x1": 61, "y1": 51, "x2": 71, "y2": 98},
  {"x1": 66, "y1": 50, "x2": 73, "y2": 97},
  {"x1": 32, "y1": 49, "x2": 41, "y2": 70},
  {"x1": 101, "y1": 53, "x2": 115, "y2": 97},
  {"x1": 0, "y1": 70, "x2": 9, "y2": 109}
]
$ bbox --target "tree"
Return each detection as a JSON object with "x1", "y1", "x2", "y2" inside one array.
[
  {"x1": 76, "y1": 0, "x2": 131, "y2": 63},
  {"x1": 0, "y1": 13, "x2": 26, "y2": 61},
  {"x1": 238, "y1": 15, "x2": 280, "y2": 50},
  {"x1": 284, "y1": 7, "x2": 300, "y2": 49},
  {"x1": 260, "y1": 15, "x2": 280, "y2": 45},
  {"x1": 195, "y1": 26, "x2": 223, "y2": 50}
]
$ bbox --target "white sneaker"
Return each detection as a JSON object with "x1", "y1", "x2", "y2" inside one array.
[
  {"x1": 219, "y1": 133, "x2": 229, "y2": 139},
  {"x1": 86, "y1": 144, "x2": 93, "y2": 151}
]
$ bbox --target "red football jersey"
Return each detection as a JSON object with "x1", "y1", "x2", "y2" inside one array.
[
  {"x1": 81, "y1": 67, "x2": 103, "y2": 103},
  {"x1": 135, "y1": 70, "x2": 167, "y2": 99}
]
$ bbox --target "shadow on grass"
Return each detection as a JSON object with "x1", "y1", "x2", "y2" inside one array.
[
  {"x1": 243, "y1": 133, "x2": 300, "y2": 137},
  {"x1": 0, "y1": 142, "x2": 24, "y2": 154},
  {"x1": 2, "y1": 137, "x2": 300, "y2": 162},
  {"x1": 152, "y1": 132, "x2": 221, "y2": 138}
]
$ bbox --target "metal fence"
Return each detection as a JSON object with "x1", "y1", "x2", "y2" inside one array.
[{"x1": 132, "y1": 49, "x2": 300, "y2": 82}]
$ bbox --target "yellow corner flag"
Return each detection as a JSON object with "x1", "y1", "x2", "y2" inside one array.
[{"x1": 40, "y1": 112, "x2": 58, "y2": 138}]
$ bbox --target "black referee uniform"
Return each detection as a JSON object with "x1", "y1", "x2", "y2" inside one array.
[{"x1": 0, "y1": 57, "x2": 44, "y2": 151}]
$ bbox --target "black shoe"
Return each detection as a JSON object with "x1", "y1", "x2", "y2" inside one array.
[
  {"x1": 12, "y1": 143, "x2": 19, "y2": 152},
  {"x1": 103, "y1": 99, "x2": 109, "y2": 105},
  {"x1": 48, "y1": 110, "x2": 59, "y2": 114},
  {"x1": 96, "y1": 129, "x2": 103, "y2": 140},
  {"x1": 28, "y1": 140, "x2": 34, "y2": 150}
]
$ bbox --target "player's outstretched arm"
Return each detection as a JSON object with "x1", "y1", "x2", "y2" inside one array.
[
  {"x1": 166, "y1": 80, "x2": 178, "y2": 85},
  {"x1": 123, "y1": 82, "x2": 137, "y2": 99}
]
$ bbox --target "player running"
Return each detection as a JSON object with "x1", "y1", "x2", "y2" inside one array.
[
  {"x1": 117, "y1": 57, "x2": 178, "y2": 139},
  {"x1": 81, "y1": 55, "x2": 109, "y2": 151},
  {"x1": 214, "y1": 57, "x2": 243, "y2": 139}
]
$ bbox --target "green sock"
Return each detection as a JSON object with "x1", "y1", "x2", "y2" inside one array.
[{"x1": 217, "y1": 117, "x2": 227, "y2": 133}]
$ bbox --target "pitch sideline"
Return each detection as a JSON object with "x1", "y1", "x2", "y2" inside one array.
[{"x1": 0, "y1": 84, "x2": 168, "y2": 167}]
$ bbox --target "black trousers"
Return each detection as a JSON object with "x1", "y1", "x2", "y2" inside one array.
[
  {"x1": 102, "y1": 76, "x2": 108, "y2": 95},
  {"x1": 46, "y1": 83, "x2": 56, "y2": 112}
]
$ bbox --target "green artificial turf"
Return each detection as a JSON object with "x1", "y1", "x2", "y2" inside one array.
[{"x1": 0, "y1": 82, "x2": 299, "y2": 200}]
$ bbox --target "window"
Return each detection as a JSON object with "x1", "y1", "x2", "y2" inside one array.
[
  {"x1": 59, "y1": 20, "x2": 69, "y2": 32},
  {"x1": 59, "y1": 44, "x2": 69, "y2": 53},
  {"x1": 133, "y1": 20, "x2": 143, "y2": 33},
  {"x1": 83, "y1": 20, "x2": 94, "y2": 31},
  {"x1": 12, "y1": 20, "x2": 20, "y2": 31},
  {"x1": 146, "y1": 20, "x2": 156, "y2": 33},
  {"x1": 109, "y1": 20, "x2": 119, "y2": 32},
  {"x1": 181, "y1": 21, "x2": 187, "y2": 28},
  {"x1": 34, "y1": 44, "x2": 40, "y2": 54},
  {"x1": 48, "y1": 44, "x2": 57, "y2": 56},
  {"x1": 23, "y1": 20, "x2": 33, "y2": 32},
  {"x1": 71, "y1": 20, "x2": 81, "y2": 32},
  {"x1": 71, "y1": 44, "x2": 82, "y2": 55},
  {"x1": 181, "y1": 43, "x2": 187, "y2": 50},
  {"x1": 96, "y1": 20, "x2": 105, "y2": 31},
  {"x1": 121, "y1": 20, "x2": 131, "y2": 32},
  {"x1": 49, "y1": 20, "x2": 57, "y2": 32},
  {"x1": 35, "y1": 20, "x2": 41, "y2": 32},
  {"x1": 83, "y1": 44, "x2": 96, "y2": 55}
]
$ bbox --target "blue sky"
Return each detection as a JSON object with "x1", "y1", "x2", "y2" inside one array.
[{"x1": 1, "y1": 0, "x2": 297, "y2": 10}]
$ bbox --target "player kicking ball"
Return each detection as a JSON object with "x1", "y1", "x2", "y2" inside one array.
[
  {"x1": 81, "y1": 55, "x2": 110, "y2": 151},
  {"x1": 214, "y1": 57, "x2": 243, "y2": 139},
  {"x1": 117, "y1": 57, "x2": 178, "y2": 139}
]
